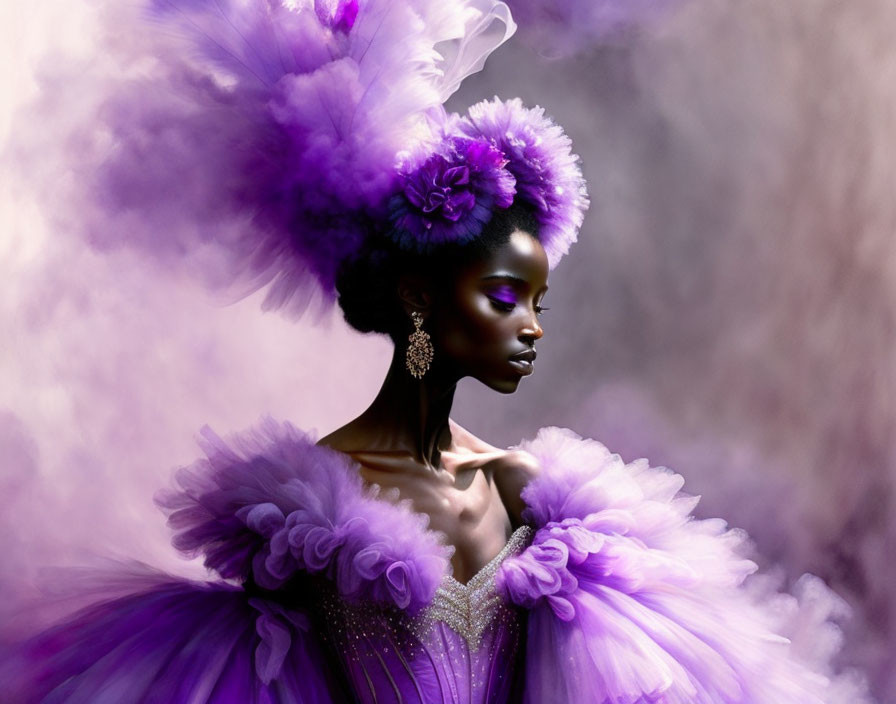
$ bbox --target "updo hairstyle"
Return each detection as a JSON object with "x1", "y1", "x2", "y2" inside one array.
[{"x1": 335, "y1": 203, "x2": 540, "y2": 339}]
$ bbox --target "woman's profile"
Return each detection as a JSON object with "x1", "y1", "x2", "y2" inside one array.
[{"x1": 0, "y1": 0, "x2": 869, "y2": 702}]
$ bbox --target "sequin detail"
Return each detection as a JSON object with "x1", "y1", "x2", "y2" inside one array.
[
  {"x1": 412, "y1": 525, "x2": 533, "y2": 649},
  {"x1": 317, "y1": 527, "x2": 532, "y2": 702}
]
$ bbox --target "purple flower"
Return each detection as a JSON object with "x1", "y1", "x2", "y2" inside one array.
[
  {"x1": 389, "y1": 137, "x2": 516, "y2": 250},
  {"x1": 459, "y1": 98, "x2": 589, "y2": 268},
  {"x1": 405, "y1": 160, "x2": 475, "y2": 222}
]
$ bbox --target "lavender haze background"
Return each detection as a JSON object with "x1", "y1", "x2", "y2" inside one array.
[{"x1": 1, "y1": 0, "x2": 893, "y2": 700}]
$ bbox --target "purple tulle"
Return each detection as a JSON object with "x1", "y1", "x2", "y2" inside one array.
[
  {"x1": 155, "y1": 418, "x2": 452, "y2": 614},
  {"x1": 314, "y1": 0, "x2": 360, "y2": 32},
  {"x1": 389, "y1": 136, "x2": 517, "y2": 249},
  {"x1": 0, "y1": 567, "x2": 346, "y2": 703},
  {"x1": 460, "y1": 99, "x2": 590, "y2": 267},
  {"x1": 0, "y1": 421, "x2": 868, "y2": 702},
  {"x1": 52, "y1": 0, "x2": 527, "y2": 317},
  {"x1": 496, "y1": 426, "x2": 869, "y2": 703},
  {"x1": 17, "y1": 1, "x2": 586, "y2": 318}
]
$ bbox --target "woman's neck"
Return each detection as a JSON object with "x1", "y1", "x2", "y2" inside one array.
[{"x1": 358, "y1": 346, "x2": 458, "y2": 470}]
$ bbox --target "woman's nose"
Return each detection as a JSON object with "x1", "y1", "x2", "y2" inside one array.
[{"x1": 519, "y1": 313, "x2": 543, "y2": 343}]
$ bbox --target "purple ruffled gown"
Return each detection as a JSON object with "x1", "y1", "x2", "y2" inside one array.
[{"x1": 0, "y1": 420, "x2": 863, "y2": 703}]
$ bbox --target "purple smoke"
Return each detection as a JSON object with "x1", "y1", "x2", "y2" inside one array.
[{"x1": 2, "y1": 0, "x2": 894, "y2": 699}]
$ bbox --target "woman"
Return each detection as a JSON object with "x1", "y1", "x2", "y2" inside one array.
[
  {"x1": 0, "y1": 0, "x2": 863, "y2": 701},
  {"x1": 319, "y1": 205, "x2": 551, "y2": 553},
  {"x1": 2, "y1": 211, "x2": 843, "y2": 703}
]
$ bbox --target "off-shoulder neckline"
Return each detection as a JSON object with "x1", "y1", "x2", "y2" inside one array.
[{"x1": 313, "y1": 439, "x2": 527, "y2": 587}]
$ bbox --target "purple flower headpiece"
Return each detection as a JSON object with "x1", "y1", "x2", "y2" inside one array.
[
  {"x1": 460, "y1": 98, "x2": 590, "y2": 268},
  {"x1": 388, "y1": 105, "x2": 588, "y2": 264},
  {"x1": 388, "y1": 137, "x2": 516, "y2": 250},
  {"x1": 75, "y1": 0, "x2": 588, "y2": 316}
]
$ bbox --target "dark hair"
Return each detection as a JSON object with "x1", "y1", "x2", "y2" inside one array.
[{"x1": 336, "y1": 203, "x2": 540, "y2": 338}]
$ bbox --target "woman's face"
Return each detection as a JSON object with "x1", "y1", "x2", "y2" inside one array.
[{"x1": 429, "y1": 229, "x2": 550, "y2": 393}]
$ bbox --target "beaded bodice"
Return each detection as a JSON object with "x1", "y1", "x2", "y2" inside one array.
[
  {"x1": 416, "y1": 525, "x2": 533, "y2": 649},
  {"x1": 320, "y1": 526, "x2": 533, "y2": 704}
]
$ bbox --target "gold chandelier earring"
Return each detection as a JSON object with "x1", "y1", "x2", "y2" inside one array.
[{"x1": 405, "y1": 311, "x2": 434, "y2": 379}]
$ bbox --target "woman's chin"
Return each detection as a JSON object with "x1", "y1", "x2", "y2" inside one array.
[{"x1": 480, "y1": 375, "x2": 525, "y2": 395}]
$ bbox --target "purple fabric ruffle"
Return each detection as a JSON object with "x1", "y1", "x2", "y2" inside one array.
[
  {"x1": 0, "y1": 421, "x2": 870, "y2": 702},
  {"x1": 460, "y1": 98, "x2": 590, "y2": 268},
  {"x1": 496, "y1": 426, "x2": 869, "y2": 704},
  {"x1": 389, "y1": 136, "x2": 517, "y2": 249},
  {"x1": 156, "y1": 418, "x2": 452, "y2": 614},
  {"x1": 0, "y1": 566, "x2": 345, "y2": 703}
]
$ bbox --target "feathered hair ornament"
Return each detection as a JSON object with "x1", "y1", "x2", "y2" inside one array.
[{"x1": 80, "y1": 0, "x2": 589, "y2": 315}]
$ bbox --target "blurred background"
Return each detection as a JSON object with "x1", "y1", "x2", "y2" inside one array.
[{"x1": 1, "y1": 0, "x2": 893, "y2": 699}]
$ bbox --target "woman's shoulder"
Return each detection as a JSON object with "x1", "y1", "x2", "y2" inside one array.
[
  {"x1": 453, "y1": 423, "x2": 692, "y2": 529},
  {"x1": 448, "y1": 419, "x2": 539, "y2": 471},
  {"x1": 447, "y1": 421, "x2": 544, "y2": 527}
]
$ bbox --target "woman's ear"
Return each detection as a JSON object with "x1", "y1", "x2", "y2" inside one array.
[{"x1": 397, "y1": 273, "x2": 433, "y2": 317}]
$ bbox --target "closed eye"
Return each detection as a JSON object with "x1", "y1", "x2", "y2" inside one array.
[
  {"x1": 487, "y1": 295, "x2": 516, "y2": 313},
  {"x1": 487, "y1": 294, "x2": 550, "y2": 317}
]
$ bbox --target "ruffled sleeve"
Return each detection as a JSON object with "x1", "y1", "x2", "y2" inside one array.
[
  {"x1": 156, "y1": 418, "x2": 452, "y2": 613},
  {"x1": 1, "y1": 418, "x2": 454, "y2": 703},
  {"x1": 495, "y1": 427, "x2": 869, "y2": 704}
]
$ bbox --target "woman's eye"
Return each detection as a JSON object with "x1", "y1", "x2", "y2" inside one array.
[
  {"x1": 487, "y1": 295, "x2": 516, "y2": 312},
  {"x1": 535, "y1": 305, "x2": 550, "y2": 316}
]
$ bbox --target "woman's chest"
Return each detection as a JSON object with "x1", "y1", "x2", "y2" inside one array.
[{"x1": 358, "y1": 464, "x2": 514, "y2": 585}]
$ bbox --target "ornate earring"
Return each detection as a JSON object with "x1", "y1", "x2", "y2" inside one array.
[{"x1": 405, "y1": 311, "x2": 434, "y2": 379}]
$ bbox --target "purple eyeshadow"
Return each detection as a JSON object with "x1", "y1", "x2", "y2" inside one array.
[{"x1": 488, "y1": 286, "x2": 518, "y2": 304}]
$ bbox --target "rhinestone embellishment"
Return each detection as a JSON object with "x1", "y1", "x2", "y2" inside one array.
[
  {"x1": 412, "y1": 525, "x2": 533, "y2": 649},
  {"x1": 406, "y1": 311, "x2": 434, "y2": 379}
]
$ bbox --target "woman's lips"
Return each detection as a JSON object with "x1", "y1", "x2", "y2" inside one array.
[
  {"x1": 508, "y1": 348, "x2": 536, "y2": 375},
  {"x1": 509, "y1": 358, "x2": 535, "y2": 376}
]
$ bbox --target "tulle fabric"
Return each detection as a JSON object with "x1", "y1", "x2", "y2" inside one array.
[
  {"x1": 59, "y1": 0, "x2": 518, "y2": 317},
  {"x1": 496, "y1": 426, "x2": 870, "y2": 703},
  {"x1": 0, "y1": 565, "x2": 347, "y2": 704},
  {"x1": 0, "y1": 421, "x2": 869, "y2": 702},
  {"x1": 156, "y1": 418, "x2": 453, "y2": 612},
  {"x1": 0, "y1": 419, "x2": 524, "y2": 703}
]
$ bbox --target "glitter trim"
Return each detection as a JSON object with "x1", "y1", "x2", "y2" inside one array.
[{"x1": 412, "y1": 525, "x2": 533, "y2": 649}]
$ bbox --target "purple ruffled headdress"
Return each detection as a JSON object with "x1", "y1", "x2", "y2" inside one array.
[
  {"x1": 388, "y1": 136, "x2": 517, "y2": 250},
  {"x1": 460, "y1": 98, "x2": 589, "y2": 267},
  {"x1": 81, "y1": 0, "x2": 588, "y2": 315}
]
